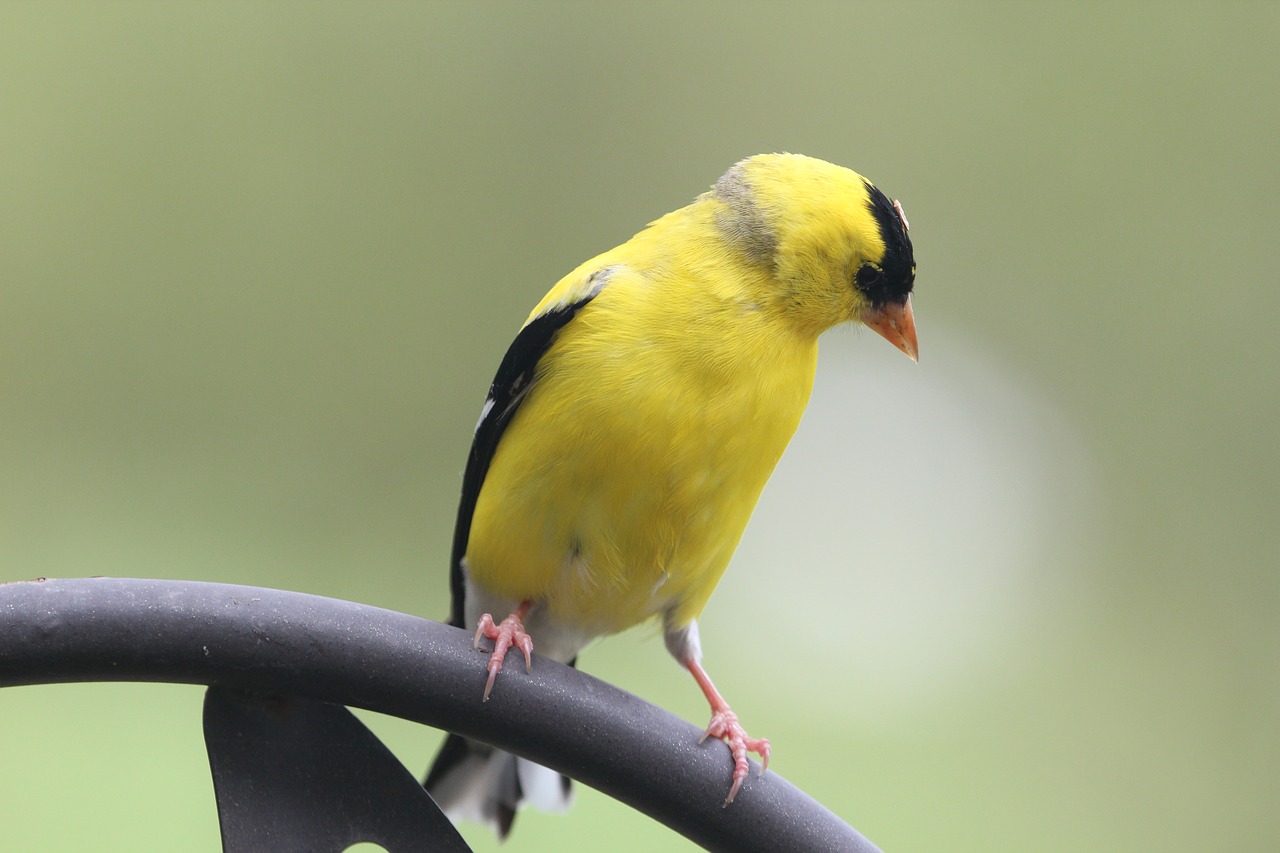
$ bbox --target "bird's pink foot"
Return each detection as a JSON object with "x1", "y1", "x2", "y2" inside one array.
[
  {"x1": 684, "y1": 656, "x2": 770, "y2": 804},
  {"x1": 700, "y1": 707, "x2": 771, "y2": 804},
  {"x1": 473, "y1": 603, "x2": 534, "y2": 701}
]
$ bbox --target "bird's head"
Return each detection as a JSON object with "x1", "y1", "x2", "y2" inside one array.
[{"x1": 710, "y1": 153, "x2": 918, "y2": 360}]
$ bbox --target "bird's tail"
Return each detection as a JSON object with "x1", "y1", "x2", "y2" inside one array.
[{"x1": 424, "y1": 733, "x2": 572, "y2": 840}]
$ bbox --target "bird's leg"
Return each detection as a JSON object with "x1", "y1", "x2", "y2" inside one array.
[
  {"x1": 685, "y1": 657, "x2": 771, "y2": 804},
  {"x1": 473, "y1": 599, "x2": 534, "y2": 701}
]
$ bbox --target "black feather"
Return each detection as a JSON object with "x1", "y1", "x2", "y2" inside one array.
[
  {"x1": 856, "y1": 181, "x2": 916, "y2": 308},
  {"x1": 447, "y1": 295, "x2": 598, "y2": 628}
]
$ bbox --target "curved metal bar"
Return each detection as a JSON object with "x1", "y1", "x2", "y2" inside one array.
[{"x1": 0, "y1": 577, "x2": 882, "y2": 853}]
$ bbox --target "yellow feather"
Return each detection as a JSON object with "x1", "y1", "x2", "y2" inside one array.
[{"x1": 466, "y1": 153, "x2": 903, "y2": 636}]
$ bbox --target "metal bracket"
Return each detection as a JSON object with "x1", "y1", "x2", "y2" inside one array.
[{"x1": 204, "y1": 687, "x2": 469, "y2": 852}]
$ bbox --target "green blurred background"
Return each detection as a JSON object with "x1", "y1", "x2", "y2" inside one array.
[{"x1": 2, "y1": 2, "x2": 1277, "y2": 850}]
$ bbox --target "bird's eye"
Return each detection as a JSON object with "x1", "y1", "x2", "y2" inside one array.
[{"x1": 854, "y1": 263, "x2": 883, "y2": 293}]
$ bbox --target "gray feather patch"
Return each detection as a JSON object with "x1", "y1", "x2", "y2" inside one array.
[{"x1": 710, "y1": 161, "x2": 777, "y2": 266}]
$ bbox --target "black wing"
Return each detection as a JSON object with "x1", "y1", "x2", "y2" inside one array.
[{"x1": 446, "y1": 294, "x2": 599, "y2": 628}]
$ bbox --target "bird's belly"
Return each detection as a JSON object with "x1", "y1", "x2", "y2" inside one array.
[
  {"x1": 469, "y1": 447, "x2": 767, "y2": 635},
  {"x1": 466, "y1": 323, "x2": 816, "y2": 637}
]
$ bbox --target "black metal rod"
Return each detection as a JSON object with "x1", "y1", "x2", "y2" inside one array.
[{"x1": 0, "y1": 577, "x2": 882, "y2": 853}]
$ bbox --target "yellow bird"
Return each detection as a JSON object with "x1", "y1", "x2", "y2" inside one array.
[{"x1": 425, "y1": 153, "x2": 917, "y2": 837}]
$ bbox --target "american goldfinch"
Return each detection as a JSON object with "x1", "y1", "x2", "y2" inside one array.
[{"x1": 424, "y1": 153, "x2": 917, "y2": 837}]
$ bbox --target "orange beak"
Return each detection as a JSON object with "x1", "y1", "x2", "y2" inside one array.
[{"x1": 862, "y1": 296, "x2": 918, "y2": 362}]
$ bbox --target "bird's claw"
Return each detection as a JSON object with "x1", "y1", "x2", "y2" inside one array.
[
  {"x1": 700, "y1": 708, "x2": 771, "y2": 804},
  {"x1": 474, "y1": 611, "x2": 534, "y2": 701}
]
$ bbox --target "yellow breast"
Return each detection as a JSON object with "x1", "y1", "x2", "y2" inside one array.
[{"x1": 465, "y1": 253, "x2": 819, "y2": 635}]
